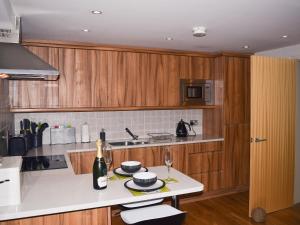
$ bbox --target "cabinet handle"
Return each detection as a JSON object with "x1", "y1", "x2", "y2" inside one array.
[{"x1": 255, "y1": 137, "x2": 267, "y2": 143}]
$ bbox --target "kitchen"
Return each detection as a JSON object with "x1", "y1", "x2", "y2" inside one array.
[{"x1": 0, "y1": 0, "x2": 300, "y2": 225}]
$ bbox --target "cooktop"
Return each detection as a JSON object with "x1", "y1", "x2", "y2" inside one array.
[{"x1": 21, "y1": 155, "x2": 68, "y2": 172}]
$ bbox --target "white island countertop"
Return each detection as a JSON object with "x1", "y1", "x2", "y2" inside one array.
[
  {"x1": 0, "y1": 135, "x2": 221, "y2": 221},
  {"x1": 0, "y1": 166, "x2": 203, "y2": 221}
]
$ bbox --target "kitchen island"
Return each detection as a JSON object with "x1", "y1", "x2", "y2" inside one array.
[{"x1": 0, "y1": 135, "x2": 221, "y2": 223}]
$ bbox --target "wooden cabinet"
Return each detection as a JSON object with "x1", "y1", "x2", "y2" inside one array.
[
  {"x1": 68, "y1": 142, "x2": 224, "y2": 194},
  {"x1": 185, "y1": 142, "x2": 224, "y2": 192},
  {"x1": 69, "y1": 145, "x2": 186, "y2": 175},
  {"x1": 0, "y1": 207, "x2": 110, "y2": 225},
  {"x1": 9, "y1": 46, "x2": 59, "y2": 108},
  {"x1": 9, "y1": 42, "x2": 219, "y2": 111}
]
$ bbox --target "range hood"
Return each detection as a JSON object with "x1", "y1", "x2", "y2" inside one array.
[
  {"x1": 0, "y1": 43, "x2": 59, "y2": 81},
  {"x1": 0, "y1": 0, "x2": 59, "y2": 81}
]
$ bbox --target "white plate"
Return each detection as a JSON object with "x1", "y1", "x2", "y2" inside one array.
[
  {"x1": 114, "y1": 167, "x2": 148, "y2": 177},
  {"x1": 124, "y1": 179, "x2": 165, "y2": 192}
]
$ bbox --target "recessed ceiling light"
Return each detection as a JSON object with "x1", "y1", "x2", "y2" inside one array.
[
  {"x1": 91, "y1": 10, "x2": 103, "y2": 14},
  {"x1": 82, "y1": 29, "x2": 90, "y2": 32},
  {"x1": 282, "y1": 35, "x2": 288, "y2": 38},
  {"x1": 165, "y1": 37, "x2": 173, "y2": 41},
  {"x1": 0, "y1": 73, "x2": 9, "y2": 79},
  {"x1": 243, "y1": 45, "x2": 249, "y2": 49}
]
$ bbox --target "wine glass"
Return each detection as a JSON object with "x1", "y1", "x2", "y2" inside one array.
[
  {"x1": 103, "y1": 144, "x2": 113, "y2": 180},
  {"x1": 164, "y1": 146, "x2": 173, "y2": 181}
]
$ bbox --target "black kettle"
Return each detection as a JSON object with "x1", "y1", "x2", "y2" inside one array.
[{"x1": 176, "y1": 119, "x2": 191, "y2": 137}]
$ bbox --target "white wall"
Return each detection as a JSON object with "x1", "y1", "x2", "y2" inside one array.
[
  {"x1": 14, "y1": 109, "x2": 203, "y2": 144},
  {"x1": 257, "y1": 44, "x2": 300, "y2": 204}
]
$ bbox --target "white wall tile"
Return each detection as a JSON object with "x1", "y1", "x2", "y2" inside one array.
[{"x1": 14, "y1": 109, "x2": 203, "y2": 144}]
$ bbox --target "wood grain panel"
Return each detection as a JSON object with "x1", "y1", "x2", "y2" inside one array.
[
  {"x1": 188, "y1": 151, "x2": 223, "y2": 174},
  {"x1": 223, "y1": 124, "x2": 250, "y2": 189},
  {"x1": 249, "y1": 56, "x2": 295, "y2": 215},
  {"x1": 9, "y1": 46, "x2": 59, "y2": 108},
  {"x1": 190, "y1": 171, "x2": 224, "y2": 192},
  {"x1": 58, "y1": 48, "x2": 93, "y2": 107},
  {"x1": 223, "y1": 56, "x2": 250, "y2": 125},
  {"x1": 0, "y1": 207, "x2": 110, "y2": 225},
  {"x1": 187, "y1": 142, "x2": 223, "y2": 154},
  {"x1": 191, "y1": 57, "x2": 214, "y2": 79}
]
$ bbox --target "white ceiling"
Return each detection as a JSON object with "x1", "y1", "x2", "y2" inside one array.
[
  {"x1": 257, "y1": 44, "x2": 300, "y2": 59},
  {"x1": 3, "y1": 0, "x2": 300, "y2": 52}
]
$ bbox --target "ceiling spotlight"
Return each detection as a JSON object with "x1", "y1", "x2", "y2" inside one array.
[
  {"x1": 243, "y1": 45, "x2": 249, "y2": 49},
  {"x1": 82, "y1": 29, "x2": 90, "y2": 32},
  {"x1": 91, "y1": 10, "x2": 103, "y2": 14},
  {"x1": 282, "y1": 35, "x2": 288, "y2": 38},
  {"x1": 192, "y1": 26, "x2": 207, "y2": 37},
  {"x1": 165, "y1": 37, "x2": 174, "y2": 41}
]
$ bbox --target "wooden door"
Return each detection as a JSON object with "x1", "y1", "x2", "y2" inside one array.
[{"x1": 249, "y1": 56, "x2": 296, "y2": 215}]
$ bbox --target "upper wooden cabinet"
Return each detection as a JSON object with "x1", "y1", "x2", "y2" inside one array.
[{"x1": 8, "y1": 42, "x2": 222, "y2": 111}]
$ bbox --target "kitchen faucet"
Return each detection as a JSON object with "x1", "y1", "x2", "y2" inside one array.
[{"x1": 125, "y1": 128, "x2": 138, "y2": 140}]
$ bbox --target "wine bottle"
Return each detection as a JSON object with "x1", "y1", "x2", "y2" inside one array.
[{"x1": 93, "y1": 139, "x2": 107, "y2": 190}]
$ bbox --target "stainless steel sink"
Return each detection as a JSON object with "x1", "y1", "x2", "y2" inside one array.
[{"x1": 108, "y1": 140, "x2": 149, "y2": 147}]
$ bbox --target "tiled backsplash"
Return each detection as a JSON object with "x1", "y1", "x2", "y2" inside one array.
[{"x1": 14, "y1": 109, "x2": 203, "y2": 144}]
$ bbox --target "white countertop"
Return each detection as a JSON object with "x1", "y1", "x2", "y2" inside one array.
[
  {"x1": 26, "y1": 134, "x2": 224, "y2": 156},
  {"x1": 0, "y1": 135, "x2": 222, "y2": 221},
  {"x1": 0, "y1": 166, "x2": 203, "y2": 221}
]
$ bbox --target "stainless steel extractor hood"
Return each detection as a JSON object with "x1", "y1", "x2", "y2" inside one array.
[
  {"x1": 0, "y1": 0, "x2": 59, "y2": 81},
  {"x1": 0, "y1": 43, "x2": 59, "y2": 81}
]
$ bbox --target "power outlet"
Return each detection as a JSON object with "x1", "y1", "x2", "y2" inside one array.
[{"x1": 190, "y1": 120, "x2": 199, "y2": 126}]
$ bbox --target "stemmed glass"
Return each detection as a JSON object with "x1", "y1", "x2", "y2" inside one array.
[
  {"x1": 103, "y1": 144, "x2": 113, "y2": 180},
  {"x1": 164, "y1": 146, "x2": 173, "y2": 181}
]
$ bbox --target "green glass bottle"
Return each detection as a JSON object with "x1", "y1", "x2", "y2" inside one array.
[{"x1": 93, "y1": 139, "x2": 107, "y2": 190}]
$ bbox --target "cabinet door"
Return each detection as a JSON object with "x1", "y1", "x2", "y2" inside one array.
[
  {"x1": 145, "y1": 54, "x2": 182, "y2": 106},
  {"x1": 223, "y1": 56, "x2": 250, "y2": 125},
  {"x1": 58, "y1": 48, "x2": 93, "y2": 107},
  {"x1": 9, "y1": 46, "x2": 59, "y2": 108},
  {"x1": 223, "y1": 124, "x2": 250, "y2": 189},
  {"x1": 186, "y1": 142, "x2": 224, "y2": 192},
  {"x1": 112, "y1": 147, "x2": 163, "y2": 168},
  {"x1": 191, "y1": 57, "x2": 214, "y2": 80}
]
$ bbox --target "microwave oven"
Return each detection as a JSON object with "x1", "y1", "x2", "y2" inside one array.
[{"x1": 180, "y1": 79, "x2": 214, "y2": 105}]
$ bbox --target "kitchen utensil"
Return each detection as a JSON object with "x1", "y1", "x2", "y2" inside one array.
[
  {"x1": 176, "y1": 119, "x2": 191, "y2": 137},
  {"x1": 31, "y1": 122, "x2": 37, "y2": 134},
  {"x1": 38, "y1": 123, "x2": 49, "y2": 134},
  {"x1": 121, "y1": 161, "x2": 142, "y2": 173},
  {"x1": 32, "y1": 133, "x2": 42, "y2": 148},
  {"x1": 124, "y1": 179, "x2": 165, "y2": 192},
  {"x1": 23, "y1": 119, "x2": 31, "y2": 134},
  {"x1": 133, "y1": 172, "x2": 157, "y2": 187},
  {"x1": 20, "y1": 121, "x2": 24, "y2": 134},
  {"x1": 113, "y1": 167, "x2": 148, "y2": 177}
]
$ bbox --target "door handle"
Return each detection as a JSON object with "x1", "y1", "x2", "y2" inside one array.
[{"x1": 255, "y1": 137, "x2": 267, "y2": 143}]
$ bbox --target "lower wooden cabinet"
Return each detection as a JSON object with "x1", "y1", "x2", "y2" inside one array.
[
  {"x1": 68, "y1": 141, "x2": 225, "y2": 194},
  {"x1": 0, "y1": 207, "x2": 110, "y2": 225},
  {"x1": 185, "y1": 142, "x2": 224, "y2": 192}
]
